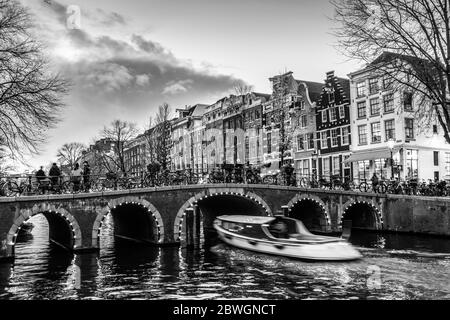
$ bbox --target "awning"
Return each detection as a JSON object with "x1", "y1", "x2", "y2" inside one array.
[{"x1": 344, "y1": 148, "x2": 396, "y2": 163}]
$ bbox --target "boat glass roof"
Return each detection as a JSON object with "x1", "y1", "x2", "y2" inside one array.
[{"x1": 216, "y1": 215, "x2": 276, "y2": 224}]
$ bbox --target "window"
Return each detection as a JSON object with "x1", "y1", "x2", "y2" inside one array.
[
  {"x1": 383, "y1": 94, "x2": 394, "y2": 113},
  {"x1": 304, "y1": 133, "x2": 312, "y2": 150},
  {"x1": 445, "y1": 153, "x2": 450, "y2": 175},
  {"x1": 358, "y1": 160, "x2": 370, "y2": 180},
  {"x1": 356, "y1": 81, "x2": 366, "y2": 97},
  {"x1": 322, "y1": 157, "x2": 330, "y2": 178},
  {"x1": 328, "y1": 90, "x2": 335, "y2": 103},
  {"x1": 332, "y1": 156, "x2": 340, "y2": 175},
  {"x1": 405, "y1": 149, "x2": 418, "y2": 179},
  {"x1": 320, "y1": 131, "x2": 328, "y2": 149},
  {"x1": 404, "y1": 92, "x2": 413, "y2": 111},
  {"x1": 302, "y1": 159, "x2": 310, "y2": 176},
  {"x1": 341, "y1": 126, "x2": 350, "y2": 145},
  {"x1": 357, "y1": 101, "x2": 366, "y2": 118},
  {"x1": 308, "y1": 133, "x2": 315, "y2": 150},
  {"x1": 297, "y1": 134, "x2": 304, "y2": 151},
  {"x1": 330, "y1": 108, "x2": 337, "y2": 122},
  {"x1": 434, "y1": 151, "x2": 439, "y2": 166},
  {"x1": 369, "y1": 78, "x2": 379, "y2": 94},
  {"x1": 267, "y1": 132, "x2": 272, "y2": 154},
  {"x1": 370, "y1": 98, "x2": 380, "y2": 116},
  {"x1": 371, "y1": 122, "x2": 381, "y2": 143},
  {"x1": 374, "y1": 159, "x2": 387, "y2": 178},
  {"x1": 322, "y1": 110, "x2": 328, "y2": 122},
  {"x1": 385, "y1": 119, "x2": 395, "y2": 140},
  {"x1": 343, "y1": 155, "x2": 351, "y2": 170},
  {"x1": 339, "y1": 105, "x2": 345, "y2": 119},
  {"x1": 299, "y1": 100, "x2": 305, "y2": 110},
  {"x1": 405, "y1": 118, "x2": 414, "y2": 139},
  {"x1": 433, "y1": 125, "x2": 438, "y2": 134},
  {"x1": 245, "y1": 136, "x2": 249, "y2": 163},
  {"x1": 300, "y1": 115, "x2": 307, "y2": 128},
  {"x1": 331, "y1": 128, "x2": 340, "y2": 147},
  {"x1": 358, "y1": 125, "x2": 368, "y2": 145},
  {"x1": 257, "y1": 140, "x2": 260, "y2": 160},
  {"x1": 383, "y1": 76, "x2": 393, "y2": 90}
]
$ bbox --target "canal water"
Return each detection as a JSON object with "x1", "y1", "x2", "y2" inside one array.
[{"x1": 0, "y1": 214, "x2": 449, "y2": 300}]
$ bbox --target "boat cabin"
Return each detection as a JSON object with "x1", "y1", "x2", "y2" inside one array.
[{"x1": 215, "y1": 215, "x2": 314, "y2": 240}]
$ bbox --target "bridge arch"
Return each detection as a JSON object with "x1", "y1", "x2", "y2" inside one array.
[
  {"x1": 6, "y1": 203, "x2": 82, "y2": 256},
  {"x1": 173, "y1": 189, "x2": 273, "y2": 242},
  {"x1": 285, "y1": 194, "x2": 331, "y2": 233},
  {"x1": 340, "y1": 200, "x2": 383, "y2": 230},
  {"x1": 92, "y1": 196, "x2": 165, "y2": 247}
]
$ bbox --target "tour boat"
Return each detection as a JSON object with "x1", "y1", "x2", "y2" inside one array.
[{"x1": 214, "y1": 215, "x2": 362, "y2": 261}]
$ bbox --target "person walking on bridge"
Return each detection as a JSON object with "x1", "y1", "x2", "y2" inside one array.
[
  {"x1": 82, "y1": 161, "x2": 91, "y2": 192},
  {"x1": 371, "y1": 173, "x2": 379, "y2": 193},
  {"x1": 49, "y1": 163, "x2": 61, "y2": 192},
  {"x1": 71, "y1": 163, "x2": 83, "y2": 192}
]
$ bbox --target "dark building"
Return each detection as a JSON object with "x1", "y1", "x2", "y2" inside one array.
[{"x1": 315, "y1": 71, "x2": 352, "y2": 180}]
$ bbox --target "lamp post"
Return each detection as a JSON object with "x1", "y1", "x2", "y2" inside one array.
[{"x1": 387, "y1": 138, "x2": 395, "y2": 179}]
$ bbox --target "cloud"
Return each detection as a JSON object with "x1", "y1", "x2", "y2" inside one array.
[
  {"x1": 136, "y1": 74, "x2": 151, "y2": 87},
  {"x1": 162, "y1": 79, "x2": 193, "y2": 95},
  {"x1": 82, "y1": 63, "x2": 134, "y2": 92},
  {"x1": 18, "y1": 0, "x2": 250, "y2": 168},
  {"x1": 92, "y1": 9, "x2": 126, "y2": 27}
]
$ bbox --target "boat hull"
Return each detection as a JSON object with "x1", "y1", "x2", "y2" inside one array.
[{"x1": 214, "y1": 225, "x2": 362, "y2": 261}]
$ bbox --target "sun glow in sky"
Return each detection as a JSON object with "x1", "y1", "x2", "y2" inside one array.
[{"x1": 12, "y1": 0, "x2": 361, "y2": 172}]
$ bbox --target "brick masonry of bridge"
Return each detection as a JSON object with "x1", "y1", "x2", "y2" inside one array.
[{"x1": 0, "y1": 184, "x2": 449, "y2": 261}]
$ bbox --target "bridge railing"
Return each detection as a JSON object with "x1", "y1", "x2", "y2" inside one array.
[{"x1": 1, "y1": 170, "x2": 450, "y2": 197}]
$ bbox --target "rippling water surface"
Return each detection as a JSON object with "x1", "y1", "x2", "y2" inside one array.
[{"x1": 1, "y1": 214, "x2": 450, "y2": 300}]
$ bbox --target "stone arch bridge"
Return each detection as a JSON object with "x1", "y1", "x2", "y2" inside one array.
[{"x1": 1, "y1": 184, "x2": 449, "y2": 261}]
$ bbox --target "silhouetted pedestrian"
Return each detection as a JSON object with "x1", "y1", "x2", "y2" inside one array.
[
  {"x1": 82, "y1": 161, "x2": 91, "y2": 192},
  {"x1": 71, "y1": 163, "x2": 82, "y2": 192},
  {"x1": 49, "y1": 163, "x2": 61, "y2": 191}
]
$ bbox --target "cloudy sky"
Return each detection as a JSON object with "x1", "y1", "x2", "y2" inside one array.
[{"x1": 18, "y1": 0, "x2": 360, "y2": 170}]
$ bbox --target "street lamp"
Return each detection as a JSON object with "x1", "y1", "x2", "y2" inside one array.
[{"x1": 387, "y1": 138, "x2": 395, "y2": 179}]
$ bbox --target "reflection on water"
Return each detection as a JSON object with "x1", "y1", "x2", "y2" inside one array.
[{"x1": 0, "y1": 214, "x2": 450, "y2": 300}]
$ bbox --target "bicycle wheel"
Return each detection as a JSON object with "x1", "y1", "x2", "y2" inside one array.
[
  {"x1": 359, "y1": 182, "x2": 372, "y2": 193},
  {"x1": 347, "y1": 181, "x2": 356, "y2": 191},
  {"x1": 3, "y1": 181, "x2": 19, "y2": 197},
  {"x1": 91, "y1": 180, "x2": 105, "y2": 192},
  {"x1": 333, "y1": 181, "x2": 342, "y2": 190},
  {"x1": 298, "y1": 178, "x2": 308, "y2": 188},
  {"x1": 378, "y1": 183, "x2": 387, "y2": 194},
  {"x1": 262, "y1": 176, "x2": 273, "y2": 185},
  {"x1": 61, "y1": 181, "x2": 75, "y2": 194}
]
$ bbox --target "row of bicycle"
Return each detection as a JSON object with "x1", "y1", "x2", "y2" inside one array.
[
  {"x1": 1, "y1": 171, "x2": 450, "y2": 197},
  {"x1": 0, "y1": 175, "x2": 149, "y2": 197},
  {"x1": 296, "y1": 175, "x2": 450, "y2": 196},
  {"x1": 0, "y1": 171, "x2": 239, "y2": 196}
]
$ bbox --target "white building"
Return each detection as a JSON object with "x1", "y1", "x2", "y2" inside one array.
[{"x1": 347, "y1": 52, "x2": 450, "y2": 182}]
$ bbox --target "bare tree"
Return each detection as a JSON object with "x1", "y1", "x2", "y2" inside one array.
[
  {"x1": 143, "y1": 116, "x2": 158, "y2": 165},
  {"x1": 332, "y1": 0, "x2": 450, "y2": 142},
  {"x1": 152, "y1": 103, "x2": 172, "y2": 170},
  {"x1": 269, "y1": 72, "x2": 295, "y2": 167},
  {"x1": 233, "y1": 82, "x2": 254, "y2": 96},
  {"x1": 0, "y1": 142, "x2": 14, "y2": 174},
  {"x1": 99, "y1": 120, "x2": 139, "y2": 175},
  {"x1": 0, "y1": 0, "x2": 68, "y2": 159},
  {"x1": 56, "y1": 142, "x2": 86, "y2": 169}
]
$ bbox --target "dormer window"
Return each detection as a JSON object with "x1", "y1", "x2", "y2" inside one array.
[{"x1": 326, "y1": 87, "x2": 335, "y2": 104}]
